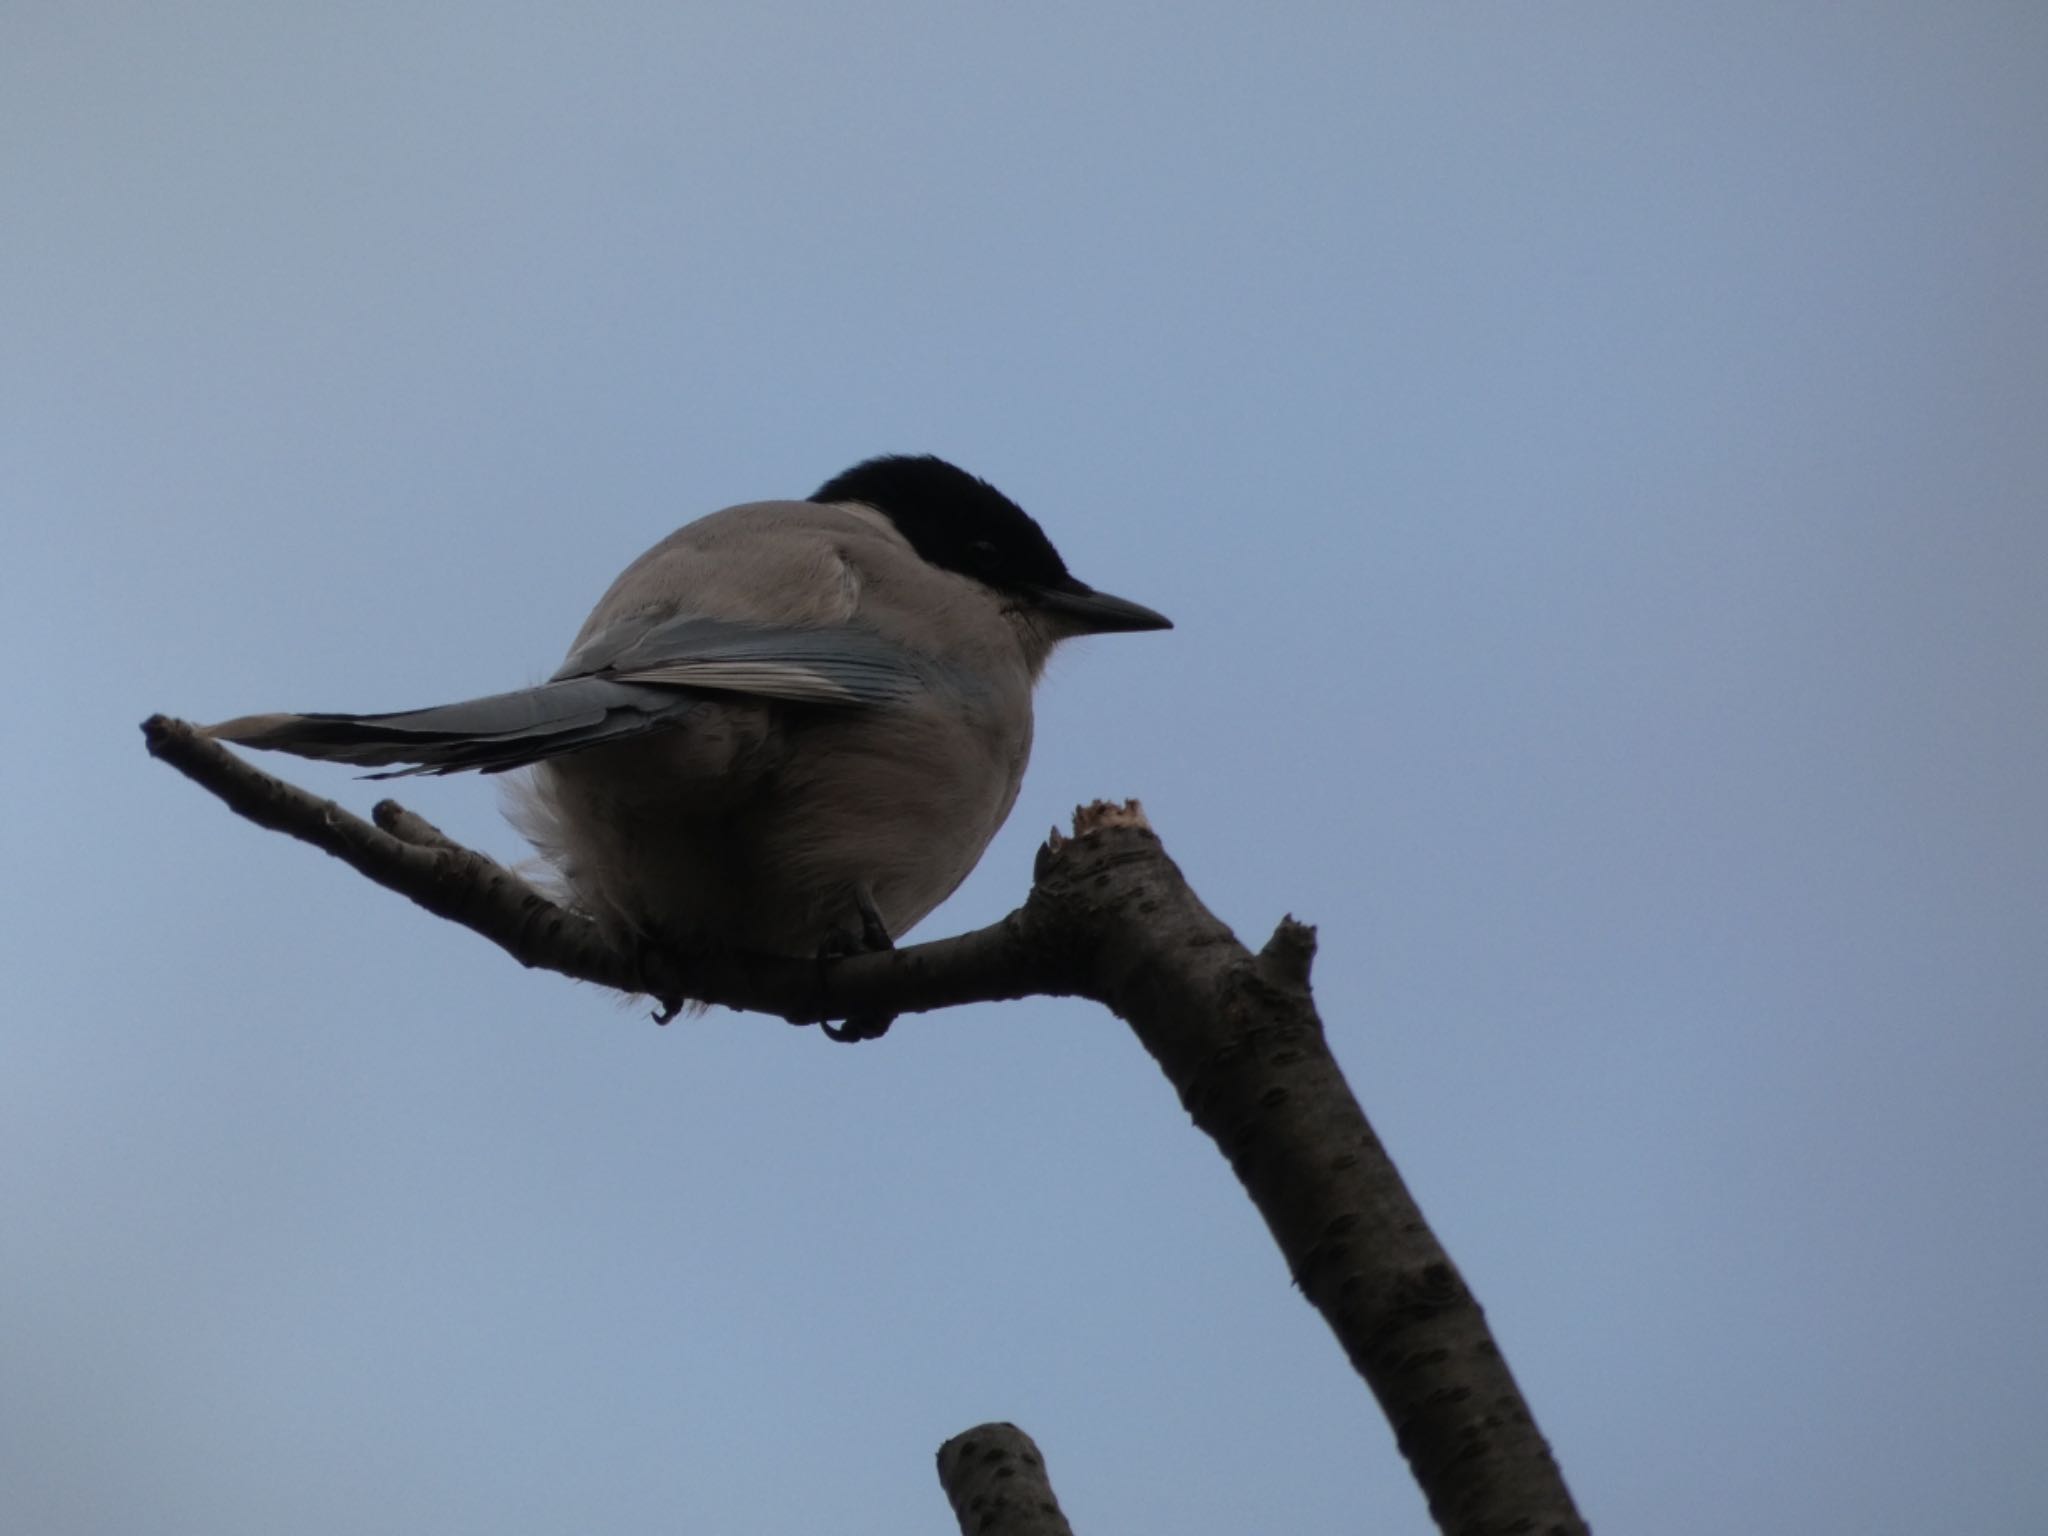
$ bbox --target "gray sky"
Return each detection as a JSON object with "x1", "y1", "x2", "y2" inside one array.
[{"x1": 7, "y1": 4, "x2": 2045, "y2": 1532}]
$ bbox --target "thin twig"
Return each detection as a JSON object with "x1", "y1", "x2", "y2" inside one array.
[{"x1": 142, "y1": 714, "x2": 1057, "y2": 1021}]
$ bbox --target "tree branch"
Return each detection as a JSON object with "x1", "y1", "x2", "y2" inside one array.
[
  {"x1": 144, "y1": 712, "x2": 1588, "y2": 1535},
  {"x1": 141, "y1": 714, "x2": 1059, "y2": 1021},
  {"x1": 936, "y1": 1423, "x2": 1076, "y2": 1536}
]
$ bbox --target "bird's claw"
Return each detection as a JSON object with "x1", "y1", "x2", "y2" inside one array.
[
  {"x1": 815, "y1": 888, "x2": 897, "y2": 1042},
  {"x1": 820, "y1": 1012, "x2": 893, "y2": 1043}
]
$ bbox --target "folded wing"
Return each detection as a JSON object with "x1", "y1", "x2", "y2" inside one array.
[{"x1": 206, "y1": 615, "x2": 931, "y2": 777}]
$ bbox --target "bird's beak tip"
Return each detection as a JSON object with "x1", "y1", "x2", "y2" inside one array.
[{"x1": 1040, "y1": 582, "x2": 1173, "y2": 635}]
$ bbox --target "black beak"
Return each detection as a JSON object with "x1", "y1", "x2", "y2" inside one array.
[{"x1": 1028, "y1": 578, "x2": 1174, "y2": 635}]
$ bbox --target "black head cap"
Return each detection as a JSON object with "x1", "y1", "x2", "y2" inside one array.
[{"x1": 810, "y1": 454, "x2": 1070, "y2": 592}]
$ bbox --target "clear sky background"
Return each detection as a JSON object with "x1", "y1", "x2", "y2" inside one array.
[{"x1": 6, "y1": 5, "x2": 2045, "y2": 1532}]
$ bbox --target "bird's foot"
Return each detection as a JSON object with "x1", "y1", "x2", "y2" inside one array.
[
  {"x1": 820, "y1": 1012, "x2": 893, "y2": 1043},
  {"x1": 818, "y1": 888, "x2": 896, "y2": 1043},
  {"x1": 629, "y1": 932, "x2": 690, "y2": 1024}
]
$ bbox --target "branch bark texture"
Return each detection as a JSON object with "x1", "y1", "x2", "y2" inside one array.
[
  {"x1": 144, "y1": 713, "x2": 1587, "y2": 1535},
  {"x1": 936, "y1": 1423, "x2": 1076, "y2": 1536}
]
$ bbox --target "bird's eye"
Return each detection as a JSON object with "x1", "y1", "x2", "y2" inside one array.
[{"x1": 965, "y1": 538, "x2": 1002, "y2": 571}]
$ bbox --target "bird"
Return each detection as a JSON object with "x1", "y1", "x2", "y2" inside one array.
[{"x1": 205, "y1": 454, "x2": 1171, "y2": 1037}]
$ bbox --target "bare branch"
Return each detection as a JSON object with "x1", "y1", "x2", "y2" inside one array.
[
  {"x1": 145, "y1": 712, "x2": 1588, "y2": 1535},
  {"x1": 937, "y1": 1423, "x2": 1075, "y2": 1536},
  {"x1": 142, "y1": 715, "x2": 1061, "y2": 1022}
]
